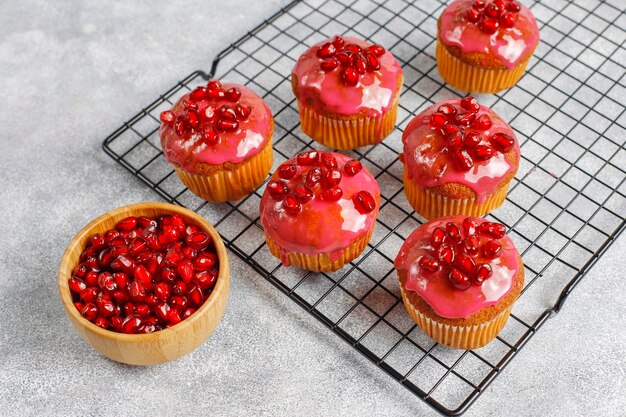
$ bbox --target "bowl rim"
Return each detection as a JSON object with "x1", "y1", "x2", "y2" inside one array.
[{"x1": 58, "y1": 201, "x2": 230, "y2": 342}]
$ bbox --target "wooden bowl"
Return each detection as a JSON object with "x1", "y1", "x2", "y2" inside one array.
[{"x1": 58, "y1": 202, "x2": 230, "y2": 365}]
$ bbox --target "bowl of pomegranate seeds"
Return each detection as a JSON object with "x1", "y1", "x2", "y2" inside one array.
[{"x1": 58, "y1": 202, "x2": 229, "y2": 365}]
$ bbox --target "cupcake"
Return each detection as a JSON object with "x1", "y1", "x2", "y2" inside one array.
[
  {"x1": 259, "y1": 151, "x2": 380, "y2": 272},
  {"x1": 401, "y1": 96, "x2": 519, "y2": 219},
  {"x1": 160, "y1": 80, "x2": 273, "y2": 202},
  {"x1": 292, "y1": 35, "x2": 403, "y2": 150},
  {"x1": 395, "y1": 216, "x2": 524, "y2": 349},
  {"x1": 436, "y1": 0, "x2": 540, "y2": 93}
]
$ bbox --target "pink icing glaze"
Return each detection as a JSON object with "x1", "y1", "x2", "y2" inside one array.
[
  {"x1": 440, "y1": 0, "x2": 540, "y2": 69},
  {"x1": 259, "y1": 152, "x2": 380, "y2": 264},
  {"x1": 394, "y1": 215, "x2": 521, "y2": 319},
  {"x1": 292, "y1": 36, "x2": 403, "y2": 118},
  {"x1": 160, "y1": 83, "x2": 272, "y2": 172},
  {"x1": 401, "y1": 99, "x2": 520, "y2": 204}
]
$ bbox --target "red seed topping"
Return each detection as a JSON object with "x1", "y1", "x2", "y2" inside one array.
[
  {"x1": 267, "y1": 180, "x2": 289, "y2": 200},
  {"x1": 473, "y1": 263, "x2": 493, "y2": 284},
  {"x1": 297, "y1": 151, "x2": 319, "y2": 166},
  {"x1": 453, "y1": 150, "x2": 474, "y2": 171},
  {"x1": 278, "y1": 163, "x2": 298, "y2": 179},
  {"x1": 190, "y1": 87, "x2": 207, "y2": 102},
  {"x1": 342, "y1": 66, "x2": 359, "y2": 86},
  {"x1": 321, "y1": 58, "x2": 339, "y2": 72},
  {"x1": 479, "y1": 222, "x2": 507, "y2": 238},
  {"x1": 463, "y1": 131, "x2": 482, "y2": 148},
  {"x1": 305, "y1": 166, "x2": 323, "y2": 187},
  {"x1": 317, "y1": 42, "x2": 336, "y2": 58},
  {"x1": 500, "y1": 12, "x2": 518, "y2": 28},
  {"x1": 449, "y1": 268, "x2": 471, "y2": 290},
  {"x1": 419, "y1": 256, "x2": 441, "y2": 272},
  {"x1": 160, "y1": 110, "x2": 175, "y2": 124},
  {"x1": 292, "y1": 185, "x2": 314, "y2": 204},
  {"x1": 490, "y1": 132, "x2": 515, "y2": 152},
  {"x1": 460, "y1": 96, "x2": 480, "y2": 112},
  {"x1": 352, "y1": 191, "x2": 376, "y2": 214},
  {"x1": 473, "y1": 114, "x2": 492, "y2": 130},
  {"x1": 462, "y1": 218, "x2": 479, "y2": 236},
  {"x1": 282, "y1": 195, "x2": 302, "y2": 215},
  {"x1": 317, "y1": 36, "x2": 385, "y2": 86},
  {"x1": 437, "y1": 244, "x2": 455, "y2": 266},
  {"x1": 320, "y1": 186, "x2": 343, "y2": 202},
  {"x1": 483, "y1": 240, "x2": 502, "y2": 258},
  {"x1": 322, "y1": 169, "x2": 342, "y2": 188},
  {"x1": 69, "y1": 215, "x2": 220, "y2": 333},
  {"x1": 473, "y1": 144, "x2": 495, "y2": 161},
  {"x1": 507, "y1": 1, "x2": 520, "y2": 12},
  {"x1": 343, "y1": 159, "x2": 363, "y2": 176},
  {"x1": 480, "y1": 17, "x2": 499, "y2": 34},
  {"x1": 430, "y1": 227, "x2": 448, "y2": 247}
]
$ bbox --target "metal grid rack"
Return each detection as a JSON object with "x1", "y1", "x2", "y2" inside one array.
[{"x1": 102, "y1": 0, "x2": 626, "y2": 414}]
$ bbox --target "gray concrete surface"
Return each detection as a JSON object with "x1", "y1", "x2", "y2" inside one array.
[{"x1": 0, "y1": 1, "x2": 625, "y2": 416}]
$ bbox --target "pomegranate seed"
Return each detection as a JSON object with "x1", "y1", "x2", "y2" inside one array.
[
  {"x1": 453, "y1": 150, "x2": 474, "y2": 171},
  {"x1": 135, "y1": 303, "x2": 150, "y2": 318},
  {"x1": 494, "y1": 0, "x2": 506, "y2": 11},
  {"x1": 235, "y1": 104, "x2": 251, "y2": 120},
  {"x1": 202, "y1": 127, "x2": 220, "y2": 145},
  {"x1": 190, "y1": 87, "x2": 207, "y2": 102},
  {"x1": 322, "y1": 169, "x2": 342, "y2": 188},
  {"x1": 430, "y1": 227, "x2": 447, "y2": 247},
  {"x1": 207, "y1": 80, "x2": 222, "y2": 90},
  {"x1": 110, "y1": 316, "x2": 124, "y2": 331},
  {"x1": 199, "y1": 104, "x2": 218, "y2": 122},
  {"x1": 144, "y1": 294, "x2": 158, "y2": 307},
  {"x1": 296, "y1": 151, "x2": 318, "y2": 166},
  {"x1": 479, "y1": 222, "x2": 506, "y2": 238},
  {"x1": 473, "y1": 144, "x2": 495, "y2": 161},
  {"x1": 437, "y1": 244, "x2": 455, "y2": 266},
  {"x1": 449, "y1": 268, "x2": 471, "y2": 290},
  {"x1": 84, "y1": 271, "x2": 98, "y2": 287},
  {"x1": 448, "y1": 132, "x2": 465, "y2": 151},
  {"x1": 116, "y1": 217, "x2": 137, "y2": 232},
  {"x1": 90, "y1": 234, "x2": 106, "y2": 250},
  {"x1": 292, "y1": 185, "x2": 314, "y2": 204},
  {"x1": 352, "y1": 191, "x2": 376, "y2": 214},
  {"x1": 128, "y1": 281, "x2": 145, "y2": 302},
  {"x1": 217, "y1": 118, "x2": 239, "y2": 132},
  {"x1": 160, "y1": 110, "x2": 176, "y2": 124},
  {"x1": 182, "y1": 308, "x2": 196, "y2": 319},
  {"x1": 321, "y1": 186, "x2": 343, "y2": 202},
  {"x1": 94, "y1": 317, "x2": 109, "y2": 329},
  {"x1": 121, "y1": 315, "x2": 142, "y2": 334},
  {"x1": 344, "y1": 44, "x2": 362, "y2": 54},
  {"x1": 365, "y1": 44, "x2": 385, "y2": 57},
  {"x1": 278, "y1": 163, "x2": 298, "y2": 179},
  {"x1": 188, "y1": 286, "x2": 203, "y2": 306},
  {"x1": 133, "y1": 265, "x2": 152, "y2": 288},
  {"x1": 194, "y1": 269, "x2": 218, "y2": 290},
  {"x1": 320, "y1": 152, "x2": 338, "y2": 169},
  {"x1": 446, "y1": 222, "x2": 462, "y2": 243},
  {"x1": 225, "y1": 87, "x2": 241, "y2": 102},
  {"x1": 97, "y1": 250, "x2": 114, "y2": 268},
  {"x1": 341, "y1": 65, "x2": 360, "y2": 87},
  {"x1": 336, "y1": 51, "x2": 351, "y2": 64},
  {"x1": 185, "y1": 232, "x2": 211, "y2": 250},
  {"x1": 155, "y1": 303, "x2": 171, "y2": 322},
  {"x1": 466, "y1": 8, "x2": 480, "y2": 23},
  {"x1": 480, "y1": 17, "x2": 499, "y2": 34},
  {"x1": 454, "y1": 253, "x2": 476, "y2": 274},
  {"x1": 81, "y1": 303, "x2": 98, "y2": 321},
  {"x1": 168, "y1": 309, "x2": 182, "y2": 325},
  {"x1": 507, "y1": 1, "x2": 521, "y2": 12},
  {"x1": 174, "y1": 116, "x2": 188, "y2": 136},
  {"x1": 438, "y1": 103, "x2": 458, "y2": 118},
  {"x1": 194, "y1": 252, "x2": 217, "y2": 271},
  {"x1": 483, "y1": 240, "x2": 502, "y2": 258},
  {"x1": 332, "y1": 36, "x2": 345, "y2": 49},
  {"x1": 464, "y1": 131, "x2": 482, "y2": 148},
  {"x1": 429, "y1": 112, "x2": 448, "y2": 128},
  {"x1": 419, "y1": 256, "x2": 441, "y2": 272},
  {"x1": 352, "y1": 54, "x2": 367, "y2": 75},
  {"x1": 206, "y1": 88, "x2": 225, "y2": 100},
  {"x1": 282, "y1": 195, "x2": 302, "y2": 215},
  {"x1": 74, "y1": 302, "x2": 84, "y2": 311},
  {"x1": 219, "y1": 105, "x2": 238, "y2": 120},
  {"x1": 161, "y1": 267, "x2": 177, "y2": 282},
  {"x1": 485, "y1": 2, "x2": 501, "y2": 18},
  {"x1": 472, "y1": 0, "x2": 486, "y2": 9},
  {"x1": 490, "y1": 132, "x2": 515, "y2": 152},
  {"x1": 96, "y1": 295, "x2": 116, "y2": 317},
  {"x1": 73, "y1": 264, "x2": 88, "y2": 278},
  {"x1": 343, "y1": 159, "x2": 363, "y2": 176},
  {"x1": 153, "y1": 282, "x2": 171, "y2": 302},
  {"x1": 473, "y1": 114, "x2": 492, "y2": 130},
  {"x1": 500, "y1": 12, "x2": 518, "y2": 28},
  {"x1": 174, "y1": 259, "x2": 193, "y2": 283},
  {"x1": 456, "y1": 111, "x2": 477, "y2": 127},
  {"x1": 170, "y1": 296, "x2": 188, "y2": 310},
  {"x1": 129, "y1": 238, "x2": 148, "y2": 256},
  {"x1": 460, "y1": 96, "x2": 480, "y2": 112},
  {"x1": 173, "y1": 281, "x2": 187, "y2": 296},
  {"x1": 112, "y1": 290, "x2": 128, "y2": 304},
  {"x1": 163, "y1": 249, "x2": 182, "y2": 268},
  {"x1": 158, "y1": 227, "x2": 180, "y2": 247},
  {"x1": 267, "y1": 180, "x2": 289, "y2": 200},
  {"x1": 317, "y1": 42, "x2": 336, "y2": 58},
  {"x1": 463, "y1": 235, "x2": 480, "y2": 256},
  {"x1": 365, "y1": 53, "x2": 380, "y2": 71},
  {"x1": 84, "y1": 255, "x2": 100, "y2": 271},
  {"x1": 321, "y1": 58, "x2": 339, "y2": 72},
  {"x1": 305, "y1": 166, "x2": 323, "y2": 188},
  {"x1": 462, "y1": 218, "x2": 479, "y2": 236},
  {"x1": 181, "y1": 99, "x2": 197, "y2": 110},
  {"x1": 473, "y1": 263, "x2": 493, "y2": 284},
  {"x1": 69, "y1": 277, "x2": 87, "y2": 294},
  {"x1": 80, "y1": 287, "x2": 99, "y2": 303},
  {"x1": 98, "y1": 272, "x2": 117, "y2": 292}
]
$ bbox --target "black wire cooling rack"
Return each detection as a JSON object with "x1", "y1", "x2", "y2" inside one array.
[{"x1": 102, "y1": 0, "x2": 626, "y2": 414}]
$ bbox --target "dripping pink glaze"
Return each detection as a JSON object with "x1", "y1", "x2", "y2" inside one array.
[
  {"x1": 160, "y1": 83, "x2": 272, "y2": 172},
  {"x1": 440, "y1": 0, "x2": 540, "y2": 69},
  {"x1": 259, "y1": 153, "x2": 380, "y2": 264},
  {"x1": 402, "y1": 99, "x2": 519, "y2": 204},
  {"x1": 292, "y1": 37, "x2": 403, "y2": 118},
  {"x1": 394, "y1": 215, "x2": 520, "y2": 319}
]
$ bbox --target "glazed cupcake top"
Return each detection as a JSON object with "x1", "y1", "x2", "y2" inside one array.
[
  {"x1": 395, "y1": 215, "x2": 521, "y2": 319},
  {"x1": 439, "y1": 0, "x2": 540, "y2": 69},
  {"x1": 292, "y1": 36, "x2": 403, "y2": 118},
  {"x1": 259, "y1": 151, "x2": 380, "y2": 262},
  {"x1": 160, "y1": 81, "x2": 273, "y2": 172},
  {"x1": 401, "y1": 97, "x2": 519, "y2": 204}
]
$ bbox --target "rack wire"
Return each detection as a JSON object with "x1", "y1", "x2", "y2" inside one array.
[{"x1": 102, "y1": 0, "x2": 626, "y2": 414}]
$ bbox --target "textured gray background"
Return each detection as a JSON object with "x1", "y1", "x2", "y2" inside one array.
[{"x1": 0, "y1": 1, "x2": 625, "y2": 416}]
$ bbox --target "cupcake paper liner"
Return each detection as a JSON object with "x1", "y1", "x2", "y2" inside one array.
[
  {"x1": 265, "y1": 228, "x2": 374, "y2": 272},
  {"x1": 403, "y1": 172, "x2": 510, "y2": 220},
  {"x1": 400, "y1": 285, "x2": 514, "y2": 349},
  {"x1": 436, "y1": 38, "x2": 531, "y2": 94},
  {"x1": 174, "y1": 139, "x2": 273, "y2": 203},
  {"x1": 297, "y1": 94, "x2": 399, "y2": 150}
]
